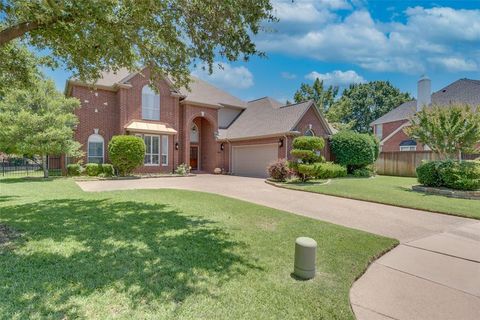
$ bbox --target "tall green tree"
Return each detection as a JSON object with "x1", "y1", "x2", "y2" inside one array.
[
  {"x1": 327, "y1": 81, "x2": 411, "y2": 133},
  {"x1": 293, "y1": 78, "x2": 339, "y2": 113},
  {"x1": 0, "y1": 0, "x2": 275, "y2": 88},
  {"x1": 405, "y1": 104, "x2": 480, "y2": 160},
  {"x1": 0, "y1": 79, "x2": 81, "y2": 178}
]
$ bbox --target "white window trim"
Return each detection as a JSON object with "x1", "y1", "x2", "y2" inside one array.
[
  {"x1": 375, "y1": 124, "x2": 383, "y2": 140},
  {"x1": 399, "y1": 145, "x2": 417, "y2": 151},
  {"x1": 144, "y1": 134, "x2": 160, "y2": 166},
  {"x1": 87, "y1": 133, "x2": 104, "y2": 164},
  {"x1": 161, "y1": 135, "x2": 169, "y2": 166},
  {"x1": 141, "y1": 85, "x2": 160, "y2": 121}
]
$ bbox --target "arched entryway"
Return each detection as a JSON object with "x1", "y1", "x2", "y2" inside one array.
[{"x1": 187, "y1": 115, "x2": 217, "y2": 172}]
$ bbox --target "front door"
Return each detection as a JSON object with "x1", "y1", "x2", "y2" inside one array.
[{"x1": 190, "y1": 146, "x2": 198, "y2": 170}]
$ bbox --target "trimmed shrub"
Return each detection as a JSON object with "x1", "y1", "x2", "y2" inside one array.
[
  {"x1": 108, "y1": 135, "x2": 145, "y2": 176},
  {"x1": 66, "y1": 163, "x2": 82, "y2": 176},
  {"x1": 289, "y1": 136, "x2": 326, "y2": 182},
  {"x1": 85, "y1": 163, "x2": 102, "y2": 176},
  {"x1": 416, "y1": 161, "x2": 442, "y2": 187},
  {"x1": 417, "y1": 160, "x2": 480, "y2": 190},
  {"x1": 330, "y1": 131, "x2": 378, "y2": 173},
  {"x1": 314, "y1": 162, "x2": 347, "y2": 179},
  {"x1": 267, "y1": 158, "x2": 290, "y2": 182},
  {"x1": 439, "y1": 160, "x2": 480, "y2": 191},
  {"x1": 101, "y1": 164, "x2": 115, "y2": 177},
  {"x1": 292, "y1": 136, "x2": 325, "y2": 151},
  {"x1": 175, "y1": 163, "x2": 191, "y2": 176}
]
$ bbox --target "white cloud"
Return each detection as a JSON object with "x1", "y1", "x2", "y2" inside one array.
[
  {"x1": 281, "y1": 72, "x2": 297, "y2": 79},
  {"x1": 192, "y1": 62, "x2": 254, "y2": 89},
  {"x1": 428, "y1": 57, "x2": 478, "y2": 72},
  {"x1": 306, "y1": 70, "x2": 366, "y2": 85},
  {"x1": 257, "y1": 6, "x2": 480, "y2": 74}
]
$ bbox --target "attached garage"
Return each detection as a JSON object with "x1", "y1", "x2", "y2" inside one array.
[{"x1": 232, "y1": 143, "x2": 278, "y2": 178}]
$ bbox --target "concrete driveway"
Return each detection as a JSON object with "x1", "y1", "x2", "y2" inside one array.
[{"x1": 77, "y1": 174, "x2": 480, "y2": 320}]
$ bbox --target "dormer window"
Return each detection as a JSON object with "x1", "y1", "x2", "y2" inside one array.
[{"x1": 142, "y1": 85, "x2": 160, "y2": 120}]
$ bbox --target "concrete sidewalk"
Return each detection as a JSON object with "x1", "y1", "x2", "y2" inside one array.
[{"x1": 77, "y1": 174, "x2": 480, "y2": 320}]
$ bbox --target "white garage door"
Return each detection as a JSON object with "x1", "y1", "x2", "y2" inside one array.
[{"x1": 232, "y1": 144, "x2": 278, "y2": 178}]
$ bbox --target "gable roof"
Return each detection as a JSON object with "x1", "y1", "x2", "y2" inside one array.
[
  {"x1": 66, "y1": 69, "x2": 246, "y2": 108},
  {"x1": 371, "y1": 78, "x2": 480, "y2": 126},
  {"x1": 178, "y1": 76, "x2": 246, "y2": 108},
  {"x1": 219, "y1": 98, "x2": 333, "y2": 140}
]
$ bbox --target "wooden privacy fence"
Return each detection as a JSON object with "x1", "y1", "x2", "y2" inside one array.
[
  {"x1": 375, "y1": 151, "x2": 480, "y2": 177},
  {"x1": 376, "y1": 151, "x2": 441, "y2": 177}
]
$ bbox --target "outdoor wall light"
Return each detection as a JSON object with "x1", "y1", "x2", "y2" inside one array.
[
  {"x1": 220, "y1": 143, "x2": 225, "y2": 151},
  {"x1": 175, "y1": 142, "x2": 179, "y2": 150},
  {"x1": 278, "y1": 138, "x2": 284, "y2": 148}
]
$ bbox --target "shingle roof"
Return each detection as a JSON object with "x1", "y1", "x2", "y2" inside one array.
[
  {"x1": 371, "y1": 79, "x2": 480, "y2": 125},
  {"x1": 178, "y1": 76, "x2": 246, "y2": 108},
  {"x1": 219, "y1": 98, "x2": 315, "y2": 140},
  {"x1": 69, "y1": 69, "x2": 246, "y2": 108}
]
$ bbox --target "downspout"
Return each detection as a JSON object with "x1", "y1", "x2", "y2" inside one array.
[{"x1": 284, "y1": 134, "x2": 288, "y2": 159}]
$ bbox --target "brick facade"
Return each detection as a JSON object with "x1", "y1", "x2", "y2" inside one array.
[
  {"x1": 376, "y1": 120, "x2": 428, "y2": 152},
  {"x1": 69, "y1": 71, "x2": 331, "y2": 175}
]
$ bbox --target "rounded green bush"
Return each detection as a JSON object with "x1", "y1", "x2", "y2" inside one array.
[
  {"x1": 439, "y1": 160, "x2": 480, "y2": 191},
  {"x1": 85, "y1": 163, "x2": 102, "y2": 176},
  {"x1": 416, "y1": 161, "x2": 443, "y2": 187},
  {"x1": 352, "y1": 166, "x2": 375, "y2": 178},
  {"x1": 108, "y1": 135, "x2": 145, "y2": 176},
  {"x1": 66, "y1": 163, "x2": 82, "y2": 176},
  {"x1": 330, "y1": 131, "x2": 378, "y2": 172},
  {"x1": 292, "y1": 136, "x2": 325, "y2": 151},
  {"x1": 101, "y1": 163, "x2": 115, "y2": 177}
]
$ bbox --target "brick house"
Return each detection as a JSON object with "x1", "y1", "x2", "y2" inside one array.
[
  {"x1": 65, "y1": 68, "x2": 335, "y2": 177},
  {"x1": 371, "y1": 77, "x2": 480, "y2": 152}
]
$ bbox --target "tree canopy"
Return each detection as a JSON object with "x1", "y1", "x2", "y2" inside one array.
[
  {"x1": 0, "y1": 0, "x2": 275, "y2": 88},
  {"x1": 0, "y1": 79, "x2": 81, "y2": 177},
  {"x1": 293, "y1": 78, "x2": 339, "y2": 113},
  {"x1": 326, "y1": 81, "x2": 411, "y2": 133},
  {"x1": 405, "y1": 104, "x2": 480, "y2": 159}
]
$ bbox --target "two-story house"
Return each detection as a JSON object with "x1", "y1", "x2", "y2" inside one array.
[{"x1": 65, "y1": 68, "x2": 334, "y2": 177}]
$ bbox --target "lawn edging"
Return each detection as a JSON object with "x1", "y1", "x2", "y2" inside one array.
[{"x1": 265, "y1": 179, "x2": 479, "y2": 220}]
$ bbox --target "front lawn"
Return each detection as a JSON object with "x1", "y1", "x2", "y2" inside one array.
[
  {"x1": 0, "y1": 178, "x2": 396, "y2": 320},
  {"x1": 279, "y1": 175, "x2": 480, "y2": 220}
]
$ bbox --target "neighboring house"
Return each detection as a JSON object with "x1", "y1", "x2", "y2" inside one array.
[
  {"x1": 371, "y1": 77, "x2": 480, "y2": 152},
  {"x1": 65, "y1": 68, "x2": 334, "y2": 177}
]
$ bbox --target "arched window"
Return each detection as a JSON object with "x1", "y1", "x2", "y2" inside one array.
[
  {"x1": 304, "y1": 129, "x2": 315, "y2": 136},
  {"x1": 87, "y1": 133, "x2": 104, "y2": 163},
  {"x1": 142, "y1": 85, "x2": 160, "y2": 120},
  {"x1": 190, "y1": 123, "x2": 199, "y2": 143}
]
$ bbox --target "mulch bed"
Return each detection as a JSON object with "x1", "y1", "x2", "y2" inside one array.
[{"x1": 0, "y1": 224, "x2": 20, "y2": 249}]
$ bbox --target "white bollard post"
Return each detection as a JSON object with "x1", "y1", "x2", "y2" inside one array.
[{"x1": 294, "y1": 237, "x2": 317, "y2": 280}]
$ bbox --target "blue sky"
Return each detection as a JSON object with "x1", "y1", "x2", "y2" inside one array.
[{"x1": 45, "y1": 0, "x2": 480, "y2": 102}]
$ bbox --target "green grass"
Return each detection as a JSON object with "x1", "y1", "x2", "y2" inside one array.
[
  {"x1": 280, "y1": 175, "x2": 480, "y2": 220},
  {"x1": 0, "y1": 178, "x2": 396, "y2": 320}
]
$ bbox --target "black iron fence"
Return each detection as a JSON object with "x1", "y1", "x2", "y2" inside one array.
[{"x1": 1, "y1": 156, "x2": 62, "y2": 177}]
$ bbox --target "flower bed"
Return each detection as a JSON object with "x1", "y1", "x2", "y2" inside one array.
[{"x1": 412, "y1": 185, "x2": 480, "y2": 200}]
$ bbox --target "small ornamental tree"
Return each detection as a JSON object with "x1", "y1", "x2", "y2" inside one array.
[
  {"x1": 108, "y1": 135, "x2": 145, "y2": 176},
  {"x1": 289, "y1": 136, "x2": 325, "y2": 182},
  {"x1": 405, "y1": 104, "x2": 480, "y2": 160},
  {"x1": 330, "y1": 131, "x2": 379, "y2": 173},
  {"x1": 0, "y1": 79, "x2": 81, "y2": 178}
]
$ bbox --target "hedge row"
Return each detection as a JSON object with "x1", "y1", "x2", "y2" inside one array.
[{"x1": 67, "y1": 163, "x2": 115, "y2": 177}]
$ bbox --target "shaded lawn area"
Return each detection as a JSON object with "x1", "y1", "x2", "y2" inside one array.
[
  {"x1": 280, "y1": 175, "x2": 480, "y2": 220},
  {"x1": 0, "y1": 178, "x2": 396, "y2": 320}
]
